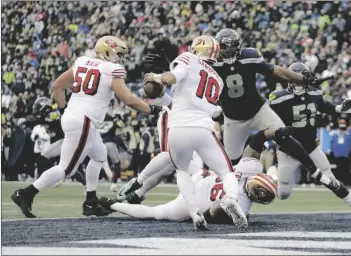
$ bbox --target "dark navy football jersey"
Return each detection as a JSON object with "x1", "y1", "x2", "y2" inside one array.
[
  {"x1": 47, "y1": 119, "x2": 64, "y2": 142},
  {"x1": 214, "y1": 48, "x2": 274, "y2": 120},
  {"x1": 269, "y1": 87, "x2": 336, "y2": 153},
  {"x1": 99, "y1": 114, "x2": 118, "y2": 143}
]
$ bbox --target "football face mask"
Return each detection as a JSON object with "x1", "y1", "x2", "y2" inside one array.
[{"x1": 245, "y1": 173, "x2": 277, "y2": 205}]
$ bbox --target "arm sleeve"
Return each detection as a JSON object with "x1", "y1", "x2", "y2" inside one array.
[
  {"x1": 141, "y1": 134, "x2": 149, "y2": 153},
  {"x1": 256, "y1": 61, "x2": 275, "y2": 76},
  {"x1": 316, "y1": 96, "x2": 337, "y2": 114},
  {"x1": 170, "y1": 63, "x2": 188, "y2": 83},
  {"x1": 112, "y1": 65, "x2": 127, "y2": 79}
]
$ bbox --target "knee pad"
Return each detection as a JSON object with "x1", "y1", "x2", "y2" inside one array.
[{"x1": 277, "y1": 183, "x2": 293, "y2": 200}]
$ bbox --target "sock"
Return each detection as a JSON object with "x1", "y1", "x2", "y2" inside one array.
[
  {"x1": 32, "y1": 166, "x2": 65, "y2": 191},
  {"x1": 85, "y1": 160, "x2": 103, "y2": 192},
  {"x1": 137, "y1": 152, "x2": 171, "y2": 184},
  {"x1": 111, "y1": 202, "x2": 157, "y2": 219},
  {"x1": 311, "y1": 169, "x2": 350, "y2": 200},
  {"x1": 176, "y1": 170, "x2": 199, "y2": 216},
  {"x1": 22, "y1": 185, "x2": 39, "y2": 198},
  {"x1": 276, "y1": 135, "x2": 317, "y2": 173},
  {"x1": 102, "y1": 160, "x2": 113, "y2": 180},
  {"x1": 72, "y1": 170, "x2": 86, "y2": 186},
  {"x1": 86, "y1": 191, "x2": 97, "y2": 200},
  {"x1": 222, "y1": 172, "x2": 239, "y2": 198},
  {"x1": 135, "y1": 164, "x2": 173, "y2": 197}
]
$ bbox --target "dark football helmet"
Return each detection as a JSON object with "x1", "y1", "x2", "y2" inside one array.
[
  {"x1": 32, "y1": 97, "x2": 53, "y2": 120},
  {"x1": 215, "y1": 29, "x2": 242, "y2": 64},
  {"x1": 288, "y1": 62, "x2": 312, "y2": 95}
]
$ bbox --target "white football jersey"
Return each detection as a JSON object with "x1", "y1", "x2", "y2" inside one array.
[
  {"x1": 191, "y1": 157, "x2": 262, "y2": 216},
  {"x1": 168, "y1": 52, "x2": 224, "y2": 131},
  {"x1": 65, "y1": 56, "x2": 126, "y2": 127}
]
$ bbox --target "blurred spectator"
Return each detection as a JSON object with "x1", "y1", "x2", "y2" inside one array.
[
  {"x1": 329, "y1": 119, "x2": 351, "y2": 185},
  {"x1": 1, "y1": 1, "x2": 351, "y2": 182}
]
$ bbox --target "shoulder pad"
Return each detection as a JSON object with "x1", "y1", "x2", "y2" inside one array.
[
  {"x1": 307, "y1": 86, "x2": 323, "y2": 96},
  {"x1": 111, "y1": 63, "x2": 127, "y2": 79},
  {"x1": 238, "y1": 48, "x2": 264, "y2": 64},
  {"x1": 170, "y1": 52, "x2": 193, "y2": 70},
  {"x1": 269, "y1": 89, "x2": 293, "y2": 104}
]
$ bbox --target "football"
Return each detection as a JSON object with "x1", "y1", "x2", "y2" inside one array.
[{"x1": 144, "y1": 81, "x2": 163, "y2": 99}]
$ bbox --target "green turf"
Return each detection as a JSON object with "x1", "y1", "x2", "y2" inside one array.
[{"x1": 1, "y1": 182, "x2": 350, "y2": 219}]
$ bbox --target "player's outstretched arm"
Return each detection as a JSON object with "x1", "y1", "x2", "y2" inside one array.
[
  {"x1": 112, "y1": 78, "x2": 160, "y2": 115},
  {"x1": 272, "y1": 66, "x2": 307, "y2": 84},
  {"x1": 52, "y1": 68, "x2": 74, "y2": 113},
  {"x1": 145, "y1": 63, "x2": 188, "y2": 86}
]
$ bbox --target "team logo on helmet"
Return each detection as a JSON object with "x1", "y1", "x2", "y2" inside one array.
[{"x1": 105, "y1": 39, "x2": 118, "y2": 48}]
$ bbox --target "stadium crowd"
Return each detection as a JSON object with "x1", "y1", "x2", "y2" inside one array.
[{"x1": 2, "y1": 1, "x2": 351, "y2": 185}]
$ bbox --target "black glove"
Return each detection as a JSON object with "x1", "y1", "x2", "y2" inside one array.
[
  {"x1": 143, "y1": 49, "x2": 171, "y2": 73},
  {"x1": 149, "y1": 105, "x2": 163, "y2": 115},
  {"x1": 302, "y1": 74, "x2": 316, "y2": 86},
  {"x1": 341, "y1": 98, "x2": 351, "y2": 112}
]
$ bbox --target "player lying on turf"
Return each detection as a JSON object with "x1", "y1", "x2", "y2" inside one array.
[
  {"x1": 99, "y1": 132, "x2": 277, "y2": 224},
  {"x1": 268, "y1": 62, "x2": 351, "y2": 206}
]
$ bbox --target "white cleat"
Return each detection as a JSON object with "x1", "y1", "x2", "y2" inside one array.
[
  {"x1": 191, "y1": 211, "x2": 208, "y2": 231},
  {"x1": 220, "y1": 194, "x2": 248, "y2": 230},
  {"x1": 110, "y1": 183, "x2": 118, "y2": 192}
]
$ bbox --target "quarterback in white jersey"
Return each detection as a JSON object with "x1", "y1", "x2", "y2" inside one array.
[
  {"x1": 11, "y1": 36, "x2": 162, "y2": 219},
  {"x1": 144, "y1": 35, "x2": 247, "y2": 230},
  {"x1": 99, "y1": 156, "x2": 276, "y2": 224}
]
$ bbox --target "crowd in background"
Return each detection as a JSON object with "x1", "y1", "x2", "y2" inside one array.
[{"x1": 2, "y1": 1, "x2": 351, "y2": 185}]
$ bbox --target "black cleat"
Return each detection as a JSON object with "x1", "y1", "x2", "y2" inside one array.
[
  {"x1": 99, "y1": 197, "x2": 117, "y2": 212},
  {"x1": 116, "y1": 177, "x2": 142, "y2": 202},
  {"x1": 126, "y1": 191, "x2": 145, "y2": 204},
  {"x1": 83, "y1": 198, "x2": 112, "y2": 217},
  {"x1": 11, "y1": 189, "x2": 36, "y2": 218}
]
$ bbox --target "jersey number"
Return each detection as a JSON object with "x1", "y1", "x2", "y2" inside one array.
[
  {"x1": 196, "y1": 70, "x2": 220, "y2": 105},
  {"x1": 226, "y1": 74, "x2": 244, "y2": 98},
  {"x1": 292, "y1": 103, "x2": 316, "y2": 128},
  {"x1": 73, "y1": 67, "x2": 101, "y2": 96},
  {"x1": 210, "y1": 183, "x2": 225, "y2": 201}
]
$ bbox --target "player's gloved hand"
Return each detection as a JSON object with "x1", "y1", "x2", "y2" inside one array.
[
  {"x1": 341, "y1": 98, "x2": 351, "y2": 112},
  {"x1": 302, "y1": 74, "x2": 316, "y2": 86},
  {"x1": 127, "y1": 149, "x2": 133, "y2": 155},
  {"x1": 149, "y1": 105, "x2": 163, "y2": 115},
  {"x1": 143, "y1": 49, "x2": 170, "y2": 72}
]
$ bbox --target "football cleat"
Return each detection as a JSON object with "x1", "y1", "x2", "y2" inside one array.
[
  {"x1": 191, "y1": 211, "x2": 208, "y2": 231},
  {"x1": 99, "y1": 197, "x2": 117, "y2": 212},
  {"x1": 126, "y1": 192, "x2": 145, "y2": 204},
  {"x1": 83, "y1": 198, "x2": 112, "y2": 217},
  {"x1": 11, "y1": 189, "x2": 36, "y2": 218},
  {"x1": 116, "y1": 178, "x2": 142, "y2": 202},
  {"x1": 220, "y1": 194, "x2": 248, "y2": 230}
]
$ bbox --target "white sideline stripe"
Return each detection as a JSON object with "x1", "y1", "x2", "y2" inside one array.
[{"x1": 2, "y1": 211, "x2": 350, "y2": 222}]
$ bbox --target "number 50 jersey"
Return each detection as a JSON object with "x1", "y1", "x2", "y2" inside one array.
[{"x1": 65, "y1": 56, "x2": 126, "y2": 127}]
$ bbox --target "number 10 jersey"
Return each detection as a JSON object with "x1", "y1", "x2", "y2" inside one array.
[
  {"x1": 168, "y1": 52, "x2": 224, "y2": 131},
  {"x1": 66, "y1": 56, "x2": 126, "y2": 127}
]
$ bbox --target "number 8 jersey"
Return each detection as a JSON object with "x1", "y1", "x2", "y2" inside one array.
[
  {"x1": 66, "y1": 56, "x2": 126, "y2": 127},
  {"x1": 168, "y1": 52, "x2": 224, "y2": 131},
  {"x1": 213, "y1": 48, "x2": 274, "y2": 121}
]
